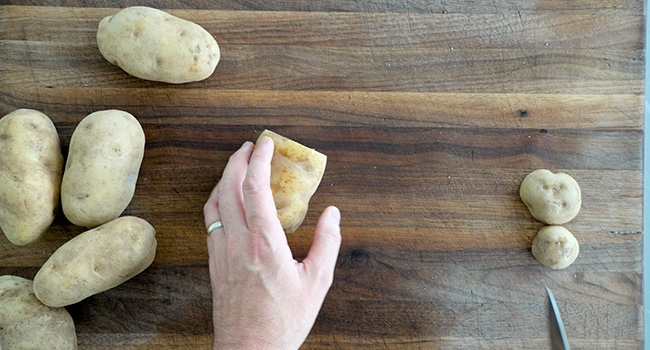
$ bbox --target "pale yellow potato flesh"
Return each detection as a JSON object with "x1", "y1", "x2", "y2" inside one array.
[
  {"x1": 0, "y1": 109, "x2": 63, "y2": 246},
  {"x1": 519, "y1": 169, "x2": 581, "y2": 225},
  {"x1": 97, "y1": 6, "x2": 220, "y2": 83},
  {"x1": 61, "y1": 110, "x2": 145, "y2": 228},
  {"x1": 256, "y1": 130, "x2": 327, "y2": 233},
  {"x1": 531, "y1": 226, "x2": 579, "y2": 269},
  {"x1": 0, "y1": 275, "x2": 77, "y2": 350},
  {"x1": 33, "y1": 216, "x2": 157, "y2": 307}
]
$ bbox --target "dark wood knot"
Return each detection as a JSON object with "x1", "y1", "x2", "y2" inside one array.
[{"x1": 339, "y1": 247, "x2": 376, "y2": 269}]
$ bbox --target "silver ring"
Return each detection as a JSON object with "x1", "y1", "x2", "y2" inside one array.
[{"x1": 207, "y1": 221, "x2": 223, "y2": 235}]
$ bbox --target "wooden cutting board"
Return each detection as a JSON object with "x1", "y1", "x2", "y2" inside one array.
[{"x1": 0, "y1": 1, "x2": 643, "y2": 349}]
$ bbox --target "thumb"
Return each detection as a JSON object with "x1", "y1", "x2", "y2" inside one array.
[{"x1": 302, "y1": 206, "x2": 342, "y2": 289}]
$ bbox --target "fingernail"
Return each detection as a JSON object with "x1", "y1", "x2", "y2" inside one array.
[
  {"x1": 260, "y1": 136, "x2": 273, "y2": 147},
  {"x1": 329, "y1": 206, "x2": 340, "y2": 223},
  {"x1": 241, "y1": 141, "x2": 253, "y2": 150}
]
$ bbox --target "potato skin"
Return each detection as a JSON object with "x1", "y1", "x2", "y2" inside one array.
[
  {"x1": 0, "y1": 109, "x2": 63, "y2": 245},
  {"x1": 61, "y1": 110, "x2": 145, "y2": 228},
  {"x1": 33, "y1": 216, "x2": 156, "y2": 307},
  {"x1": 0, "y1": 275, "x2": 77, "y2": 350},
  {"x1": 97, "y1": 6, "x2": 220, "y2": 83},
  {"x1": 519, "y1": 169, "x2": 581, "y2": 225},
  {"x1": 531, "y1": 226, "x2": 579, "y2": 269}
]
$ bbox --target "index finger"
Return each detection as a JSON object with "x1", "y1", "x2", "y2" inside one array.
[{"x1": 242, "y1": 136, "x2": 285, "y2": 237}]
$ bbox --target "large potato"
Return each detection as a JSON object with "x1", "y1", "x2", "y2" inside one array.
[
  {"x1": 33, "y1": 216, "x2": 156, "y2": 307},
  {"x1": 519, "y1": 169, "x2": 581, "y2": 225},
  {"x1": 0, "y1": 109, "x2": 63, "y2": 245},
  {"x1": 97, "y1": 6, "x2": 220, "y2": 83},
  {"x1": 61, "y1": 110, "x2": 145, "y2": 228},
  {"x1": 0, "y1": 275, "x2": 77, "y2": 350},
  {"x1": 256, "y1": 130, "x2": 327, "y2": 233}
]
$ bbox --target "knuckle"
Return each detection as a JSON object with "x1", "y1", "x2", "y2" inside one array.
[
  {"x1": 215, "y1": 181, "x2": 229, "y2": 198},
  {"x1": 246, "y1": 218, "x2": 275, "y2": 242},
  {"x1": 203, "y1": 201, "x2": 213, "y2": 216},
  {"x1": 242, "y1": 175, "x2": 261, "y2": 195},
  {"x1": 250, "y1": 151, "x2": 266, "y2": 163},
  {"x1": 228, "y1": 151, "x2": 241, "y2": 162},
  {"x1": 244, "y1": 235, "x2": 275, "y2": 264},
  {"x1": 246, "y1": 213, "x2": 264, "y2": 231}
]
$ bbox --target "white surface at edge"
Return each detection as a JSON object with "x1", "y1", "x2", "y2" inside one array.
[{"x1": 642, "y1": 0, "x2": 650, "y2": 350}]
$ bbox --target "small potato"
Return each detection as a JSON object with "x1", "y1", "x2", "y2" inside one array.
[
  {"x1": 33, "y1": 216, "x2": 156, "y2": 307},
  {"x1": 0, "y1": 109, "x2": 63, "y2": 245},
  {"x1": 97, "y1": 6, "x2": 220, "y2": 83},
  {"x1": 519, "y1": 169, "x2": 581, "y2": 225},
  {"x1": 0, "y1": 275, "x2": 77, "y2": 350},
  {"x1": 256, "y1": 130, "x2": 327, "y2": 233},
  {"x1": 531, "y1": 226, "x2": 579, "y2": 269},
  {"x1": 61, "y1": 110, "x2": 145, "y2": 228}
]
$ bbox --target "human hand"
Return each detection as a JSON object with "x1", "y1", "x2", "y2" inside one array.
[{"x1": 203, "y1": 137, "x2": 341, "y2": 350}]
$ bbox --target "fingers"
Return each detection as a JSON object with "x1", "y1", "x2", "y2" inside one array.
[
  {"x1": 212, "y1": 141, "x2": 254, "y2": 230},
  {"x1": 205, "y1": 142, "x2": 254, "y2": 288},
  {"x1": 203, "y1": 190, "x2": 222, "y2": 231},
  {"x1": 242, "y1": 137, "x2": 284, "y2": 236},
  {"x1": 302, "y1": 206, "x2": 341, "y2": 288},
  {"x1": 205, "y1": 196, "x2": 226, "y2": 291}
]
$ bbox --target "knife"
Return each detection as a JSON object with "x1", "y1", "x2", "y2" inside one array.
[{"x1": 546, "y1": 286, "x2": 571, "y2": 350}]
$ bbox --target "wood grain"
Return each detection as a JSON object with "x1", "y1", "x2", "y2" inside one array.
[
  {"x1": 1, "y1": 43, "x2": 643, "y2": 94},
  {"x1": 1, "y1": 7, "x2": 644, "y2": 49},
  {"x1": 0, "y1": 1, "x2": 643, "y2": 349},
  {"x1": 1, "y1": 0, "x2": 645, "y2": 14}
]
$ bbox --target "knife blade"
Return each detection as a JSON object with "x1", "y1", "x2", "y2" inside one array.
[{"x1": 546, "y1": 286, "x2": 571, "y2": 350}]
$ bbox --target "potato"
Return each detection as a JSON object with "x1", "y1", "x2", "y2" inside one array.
[
  {"x1": 0, "y1": 109, "x2": 63, "y2": 246},
  {"x1": 97, "y1": 6, "x2": 220, "y2": 84},
  {"x1": 33, "y1": 216, "x2": 156, "y2": 307},
  {"x1": 531, "y1": 226, "x2": 579, "y2": 269},
  {"x1": 519, "y1": 169, "x2": 581, "y2": 225},
  {"x1": 0, "y1": 275, "x2": 77, "y2": 350},
  {"x1": 256, "y1": 130, "x2": 327, "y2": 233},
  {"x1": 61, "y1": 110, "x2": 145, "y2": 228}
]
